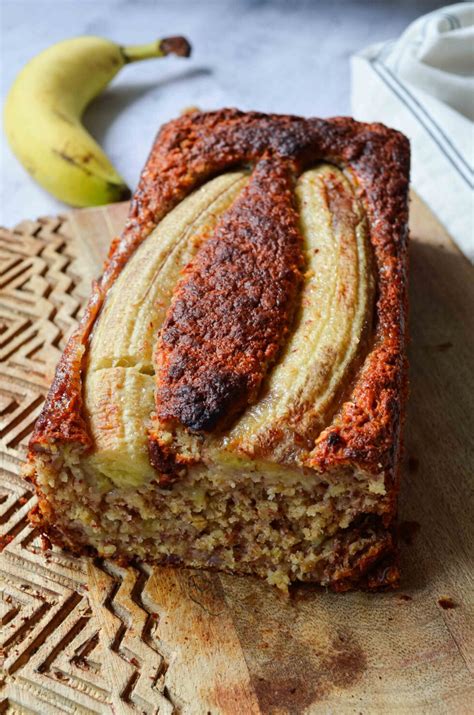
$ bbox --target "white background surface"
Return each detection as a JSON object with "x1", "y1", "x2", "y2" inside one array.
[{"x1": 1, "y1": 0, "x2": 446, "y2": 226}]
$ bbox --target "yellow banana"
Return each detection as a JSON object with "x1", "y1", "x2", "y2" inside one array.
[{"x1": 3, "y1": 35, "x2": 191, "y2": 207}]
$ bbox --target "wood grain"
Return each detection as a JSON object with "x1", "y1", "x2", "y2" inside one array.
[{"x1": 0, "y1": 193, "x2": 473, "y2": 713}]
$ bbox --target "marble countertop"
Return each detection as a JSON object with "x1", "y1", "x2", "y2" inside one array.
[{"x1": 1, "y1": 0, "x2": 446, "y2": 226}]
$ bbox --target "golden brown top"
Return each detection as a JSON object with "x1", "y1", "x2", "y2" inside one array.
[{"x1": 30, "y1": 109, "x2": 410, "y2": 486}]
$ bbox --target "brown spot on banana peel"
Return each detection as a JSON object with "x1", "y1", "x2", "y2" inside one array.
[
  {"x1": 51, "y1": 149, "x2": 131, "y2": 199},
  {"x1": 52, "y1": 149, "x2": 94, "y2": 175},
  {"x1": 23, "y1": 161, "x2": 37, "y2": 176},
  {"x1": 53, "y1": 109, "x2": 75, "y2": 126}
]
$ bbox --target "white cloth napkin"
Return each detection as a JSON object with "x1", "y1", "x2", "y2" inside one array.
[{"x1": 351, "y1": 3, "x2": 474, "y2": 261}]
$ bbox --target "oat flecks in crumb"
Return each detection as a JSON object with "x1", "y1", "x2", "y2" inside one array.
[{"x1": 33, "y1": 451, "x2": 395, "y2": 590}]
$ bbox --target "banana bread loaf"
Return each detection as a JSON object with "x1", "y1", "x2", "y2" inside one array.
[{"x1": 26, "y1": 109, "x2": 410, "y2": 590}]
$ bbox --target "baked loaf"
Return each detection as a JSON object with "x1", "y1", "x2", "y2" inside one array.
[{"x1": 27, "y1": 110, "x2": 410, "y2": 590}]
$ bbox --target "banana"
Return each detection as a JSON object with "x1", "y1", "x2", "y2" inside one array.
[
  {"x1": 222, "y1": 164, "x2": 374, "y2": 464},
  {"x1": 3, "y1": 35, "x2": 191, "y2": 207},
  {"x1": 81, "y1": 166, "x2": 374, "y2": 488},
  {"x1": 84, "y1": 172, "x2": 249, "y2": 486}
]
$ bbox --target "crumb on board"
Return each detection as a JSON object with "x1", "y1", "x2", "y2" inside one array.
[{"x1": 438, "y1": 597, "x2": 458, "y2": 610}]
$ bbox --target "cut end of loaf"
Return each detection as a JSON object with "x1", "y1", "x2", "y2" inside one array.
[{"x1": 31, "y1": 445, "x2": 398, "y2": 591}]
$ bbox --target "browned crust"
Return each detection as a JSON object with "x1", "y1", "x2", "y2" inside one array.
[
  {"x1": 31, "y1": 110, "x2": 409, "y2": 461},
  {"x1": 28, "y1": 109, "x2": 410, "y2": 588},
  {"x1": 154, "y1": 156, "x2": 304, "y2": 432}
]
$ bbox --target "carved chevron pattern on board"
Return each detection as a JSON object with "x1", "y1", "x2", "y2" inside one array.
[{"x1": 0, "y1": 215, "x2": 176, "y2": 713}]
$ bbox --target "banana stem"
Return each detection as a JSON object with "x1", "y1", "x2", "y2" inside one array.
[{"x1": 121, "y1": 36, "x2": 191, "y2": 63}]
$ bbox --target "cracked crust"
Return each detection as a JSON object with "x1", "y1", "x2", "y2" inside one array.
[{"x1": 28, "y1": 109, "x2": 410, "y2": 589}]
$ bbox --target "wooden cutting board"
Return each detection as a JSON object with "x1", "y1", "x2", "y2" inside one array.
[{"x1": 1, "y1": 193, "x2": 473, "y2": 714}]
